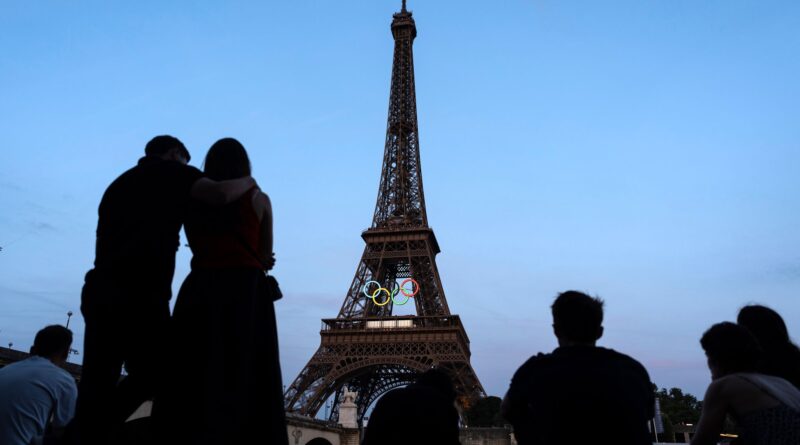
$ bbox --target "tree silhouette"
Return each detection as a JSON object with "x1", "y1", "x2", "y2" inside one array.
[
  {"x1": 651, "y1": 383, "x2": 702, "y2": 429},
  {"x1": 464, "y1": 396, "x2": 505, "y2": 427}
]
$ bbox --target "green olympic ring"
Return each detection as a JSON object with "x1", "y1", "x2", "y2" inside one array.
[{"x1": 362, "y1": 278, "x2": 419, "y2": 306}]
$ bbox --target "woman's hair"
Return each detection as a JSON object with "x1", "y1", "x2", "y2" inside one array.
[
  {"x1": 738, "y1": 305, "x2": 793, "y2": 350},
  {"x1": 701, "y1": 322, "x2": 762, "y2": 374},
  {"x1": 738, "y1": 304, "x2": 800, "y2": 386},
  {"x1": 203, "y1": 138, "x2": 251, "y2": 181}
]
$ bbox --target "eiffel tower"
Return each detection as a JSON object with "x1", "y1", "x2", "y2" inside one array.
[{"x1": 284, "y1": 1, "x2": 485, "y2": 423}]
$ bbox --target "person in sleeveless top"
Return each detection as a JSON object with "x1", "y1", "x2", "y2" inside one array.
[
  {"x1": 692, "y1": 322, "x2": 800, "y2": 445},
  {"x1": 155, "y1": 138, "x2": 288, "y2": 445}
]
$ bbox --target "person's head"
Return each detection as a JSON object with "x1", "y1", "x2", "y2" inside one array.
[
  {"x1": 415, "y1": 368, "x2": 456, "y2": 402},
  {"x1": 203, "y1": 138, "x2": 251, "y2": 181},
  {"x1": 551, "y1": 290, "x2": 604, "y2": 346},
  {"x1": 700, "y1": 322, "x2": 762, "y2": 379},
  {"x1": 30, "y1": 325, "x2": 73, "y2": 365},
  {"x1": 737, "y1": 305, "x2": 792, "y2": 352},
  {"x1": 144, "y1": 135, "x2": 190, "y2": 164}
]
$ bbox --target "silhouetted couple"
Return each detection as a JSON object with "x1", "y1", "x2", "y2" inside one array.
[
  {"x1": 690, "y1": 307, "x2": 800, "y2": 445},
  {"x1": 501, "y1": 292, "x2": 800, "y2": 445},
  {"x1": 71, "y1": 136, "x2": 289, "y2": 445}
]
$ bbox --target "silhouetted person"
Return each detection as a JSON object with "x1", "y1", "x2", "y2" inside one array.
[
  {"x1": 156, "y1": 138, "x2": 288, "y2": 445},
  {"x1": 73, "y1": 136, "x2": 256, "y2": 445},
  {"x1": 362, "y1": 369, "x2": 461, "y2": 445},
  {"x1": 502, "y1": 291, "x2": 655, "y2": 445},
  {"x1": 0, "y1": 325, "x2": 77, "y2": 445},
  {"x1": 738, "y1": 304, "x2": 800, "y2": 389},
  {"x1": 692, "y1": 322, "x2": 800, "y2": 445}
]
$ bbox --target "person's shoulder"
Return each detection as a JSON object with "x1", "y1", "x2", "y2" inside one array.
[
  {"x1": 250, "y1": 188, "x2": 271, "y2": 216},
  {"x1": 41, "y1": 363, "x2": 78, "y2": 394},
  {"x1": 181, "y1": 163, "x2": 203, "y2": 175},
  {"x1": 0, "y1": 358, "x2": 23, "y2": 375},
  {"x1": 253, "y1": 189, "x2": 270, "y2": 206},
  {"x1": 512, "y1": 352, "x2": 553, "y2": 382},
  {"x1": 371, "y1": 387, "x2": 407, "y2": 412},
  {"x1": 158, "y1": 160, "x2": 202, "y2": 176},
  {"x1": 1, "y1": 357, "x2": 60, "y2": 379},
  {"x1": 152, "y1": 162, "x2": 203, "y2": 191},
  {"x1": 598, "y1": 347, "x2": 646, "y2": 366},
  {"x1": 53, "y1": 365, "x2": 76, "y2": 382},
  {"x1": 377, "y1": 387, "x2": 406, "y2": 402},
  {"x1": 103, "y1": 163, "x2": 142, "y2": 192},
  {"x1": 36, "y1": 358, "x2": 74, "y2": 379},
  {"x1": 598, "y1": 347, "x2": 651, "y2": 377},
  {"x1": 703, "y1": 375, "x2": 733, "y2": 401},
  {"x1": 57, "y1": 370, "x2": 78, "y2": 395},
  {"x1": 114, "y1": 163, "x2": 142, "y2": 178},
  {"x1": 107, "y1": 159, "x2": 200, "y2": 188},
  {"x1": 131, "y1": 157, "x2": 200, "y2": 175},
  {"x1": 727, "y1": 372, "x2": 795, "y2": 395}
]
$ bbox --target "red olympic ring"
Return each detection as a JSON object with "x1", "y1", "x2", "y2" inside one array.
[{"x1": 399, "y1": 278, "x2": 419, "y2": 297}]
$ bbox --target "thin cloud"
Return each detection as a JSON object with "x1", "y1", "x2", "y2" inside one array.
[
  {"x1": 28, "y1": 221, "x2": 57, "y2": 232},
  {"x1": 22, "y1": 200, "x2": 70, "y2": 217},
  {"x1": 775, "y1": 262, "x2": 800, "y2": 280},
  {"x1": 0, "y1": 285, "x2": 72, "y2": 310},
  {"x1": 0, "y1": 181, "x2": 22, "y2": 192}
]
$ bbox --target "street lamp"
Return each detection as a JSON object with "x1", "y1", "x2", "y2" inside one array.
[{"x1": 66, "y1": 311, "x2": 73, "y2": 329}]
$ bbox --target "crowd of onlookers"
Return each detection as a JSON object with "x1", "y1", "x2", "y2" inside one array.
[
  {"x1": 360, "y1": 293, "x2": 800, "y2": 445},
  {"x1": 3, "y1": 292, "x2": 798, "y2": 445},
  {"x1": 0, "y1": 135, "x2": 798, "y2": 445}
]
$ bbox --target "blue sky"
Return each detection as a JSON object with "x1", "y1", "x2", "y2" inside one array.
[{"x1": 1, "y1": 0, "x2": 798, "y2": 401}]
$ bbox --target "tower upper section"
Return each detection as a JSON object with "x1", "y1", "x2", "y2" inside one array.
[{"x1": 371, "y1": 1, "x2": 428, "y2": 230}]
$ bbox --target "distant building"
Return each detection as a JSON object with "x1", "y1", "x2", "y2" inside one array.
[{"x1": 0, "y1": 345, "x2": 83, "y2": 380}]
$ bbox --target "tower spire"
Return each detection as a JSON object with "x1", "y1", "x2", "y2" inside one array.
[
  {"x1": 376, "y1": 0, "x2": 421, "y2": 228},
  {"x1": 402, "y1": 0, "x2": 407, "y2": 12}
]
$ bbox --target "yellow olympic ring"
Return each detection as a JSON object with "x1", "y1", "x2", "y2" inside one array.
[{"x1": 371, "y1": 287, "x2": 392, "y2": 306}]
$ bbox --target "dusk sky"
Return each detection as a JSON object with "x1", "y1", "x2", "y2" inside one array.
[{"x1": 1, "y1": 0, "x2": 799, "y2": 402}]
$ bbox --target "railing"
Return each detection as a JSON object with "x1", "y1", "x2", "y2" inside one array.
[
  {"x1": 362, "y1": 224, "x2": 433, "y2": 233},
  {"x1": 321, "y1": 315, "x2": 462, "y2": 332}
]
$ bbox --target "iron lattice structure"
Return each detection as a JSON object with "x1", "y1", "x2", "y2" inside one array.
[{"x1": 284, "y1": 1, "x2": 485, "y2": 424}]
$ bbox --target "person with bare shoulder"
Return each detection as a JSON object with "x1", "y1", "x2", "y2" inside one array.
[
  {"x1": 252, "y1": 185, "x2": 275, "y2": 271},
  {"x1": 71, "y1": 135, "x2": 257, "y2": 445},
  {"x1": 155, "y1": 138, "x2": 288, "y2": 445},
  {"x1": 692, "y1": 322, "x2": 800, "y2": 445}
]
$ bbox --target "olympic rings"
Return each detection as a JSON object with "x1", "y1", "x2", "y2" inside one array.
[{"x1": 362, "y1": 279, "x2": 419, "y2": 306}]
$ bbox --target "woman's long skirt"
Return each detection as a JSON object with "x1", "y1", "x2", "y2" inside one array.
[{"x1": 156, "y1": 268, "x2": 289, "y2": 445}]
